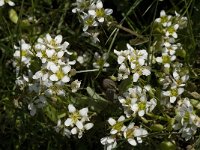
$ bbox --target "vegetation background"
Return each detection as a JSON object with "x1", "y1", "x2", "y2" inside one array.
[{"x1": 0, "y1": 0, "x2": 200, "y2": 149}]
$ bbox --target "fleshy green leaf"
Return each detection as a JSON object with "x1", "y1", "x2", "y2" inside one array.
[{"x1": 9, "y1": 9, "x2": 18, "y2": 24}]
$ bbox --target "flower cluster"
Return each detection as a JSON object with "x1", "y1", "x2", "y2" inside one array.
[
  {"x1": 161, "y1": 66, "x2": 189, "y2": 103},
  {"x1": 55, "y1": 104, "x2": 94, "y2": 138},
  {"x1": 114, "y1": 44, "x2": 151, "y2": 82},
  {"x1": 13, "y1": 34, "x2": 81, "y2": 115},
  {"x1": 118, "y1": 86, "x2": 157, "y2": 118},
  {"x1": 154, "y1": 10, "x2": 189, "y2": 104},
  {"x1": 173, "y1": 98, "x2": 200, "y2": 141},
  {"x1": 72, "y1": 0, "x2": 112, "y2": 31},
  {"x1": 72, "y1": 0, "x2": 113, "y2": 41},
  {"x1": 93, "y1": 52, "x2": 110, "y2": 69},
  {"x1": 155, "y1": 10, "x2": 187, "y2": 68},
  {"x1": 0, "y1": 0, "x2": 15, "y2": 6},
  {"x1": 101, "y1": 115, "x2": 148, "y2": 149}
]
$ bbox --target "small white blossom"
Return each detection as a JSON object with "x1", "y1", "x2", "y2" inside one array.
[
  {"x1": 63, "y1": 104, "x2": 93, "y2": 138},
  {"x1": 93, "y1": 52, "x2": 110, "y2": 69},
  {"x1": 155, "y1": 10, "x2": 172, "y2": 27},
  {"x1": 156, "y1": 53, "x2": 176, "y2": 68},
  {"x1": 119, "y1": 86, "x2": 157, "y2": 117},
  {"x1": 101, "y1": 136, "x2": 117, "y2": 150},
  {"x1": 173, "y1": 98, "x2": 200, "y2": 140},
  {"x1": 108, "y1": 116, "x2": 126, "y2": 135},
  {"x1": 123, "y1": 123, "x2": 148, "y2": 146},
  {"x1": 162, "y1": 83, "x2": 184, "y2": 103}
]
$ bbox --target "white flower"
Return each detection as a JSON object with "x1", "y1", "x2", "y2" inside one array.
[
  {"x1": 13, "y1": 39, "x2": 33, "y2": 68},
  {"x1": 88, "y1": 0, "x2": 113, "y2": 23},
  {"x1": 93, "y1": 52, "x2": 110, "y2": 69},
  {"x1": 108, "y1": 116, "x2": 126, "y2": 135},
  {"x1": 123, "y1": 123, "x2": 148, "y2": 146},
  {"x1": 155, "y1": 10, "x2": 172, "y2": 27},
  {"x1": 165, "y1": 24, "x2": 179, "y2": 38},
  {"x1": 81, "y1": 13, "x2": 98, "y2": 31},
  {"x1": 71, "y1": 80, "x2": 81, "y2": 93},
  {"x1": 114, "y1": 44, "x2": 150, "y2": 82},
  {"x1": 162, "y1": 84, "x2": 184, "y2": 103},
  {"x1": 119, "y1": 86, "x2": 156, "y2": 117},
  {"x1": 64, "y1": 104, "x2": 93, "y2": 138},
  {"x1": 172, "y1": 70, "x2": 189, "y2": 87},
  {"x1": 173, "y1": 98, "x2": 200, "y2": 140},
  {"x1": 101, "y1": 136, "x2": 117, "y2": 150},
  {"x1": 156, "y1": 53, "x2": 176, "y2": 68},
  {"x1": 117, "y1": 63, "x2": 130, "y2": 81},
  {"x1": 114, "y1": 49, "x2": 129, "y2": 64}
]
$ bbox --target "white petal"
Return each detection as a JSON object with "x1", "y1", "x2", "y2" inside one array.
[
  {"x1": 57, "y1": 51, "x2": 64, "y2": 58},
  {"x1": 68, "y1": 104, "x2": 76, "y2": 112},
  {"x1": 98, "y1": 17, "x2": 104, "y2": 23},
  {"x1": 0, "y1": 0, "x2": 5, "y2": 6},
  {"x1": 79, "y1": 107, "x2": 88, "y2": 116},
  {"x1": 96, "y1": 0, "x2": 103, "y2": 9},
  {"x1": 156, "y1": 57, "x2": 162, "y2": 63},
  {"x1": 62, "y1": 65, "x2": 71, "y2": 74},
  {"x1": 88, "y1": 10, "x2": 96, "y2": 16},
  {"x1": 110, "y1": 129, "x2": 118, "y2": 135},
  {"x1": 138, "y1": 58, "x2": 145, "y2": 66},
  {"x1": 178, "y1": 88, "x2": 184, "y2": 95},
  {"x1": 46, "y1": 34, "x2": 52, "y2": 43},
  {"x1": 8, "y1": 1, "x2": 15, "y2": 6},
  {"x1": 117, "y1": 56, "x2": 125, "y2": 64},
  {"x1": 118, "y1": 116, "x2": 125, "y2": 122},
  {"x1": 108, "y1": 118, "x2": 116, "y2": 126},
  {"x1": 55, "y1": 35, "x2": 62, "y2": 44},
  {"x1": 71, "y1": 127, "x2": 78, "y2": 134},
  {"x1": 49, "y1": 64, "x2": 59, "y2": 73},
  {"x1": 138, "y1": 110, "x2": 145, "y2": 116},
  {"x1": 49, "y1": 74, "x2": 58, "y2": 81},
  {"x1": 130, "y1": 63, "x2": 136, "y2": 69},
  {"x1": 160, "y1": 10, "x2": 166, "y2": 17},
  {"x1": 46, "y1": 49, "x2": 55, "y2": 58},
  {"x1": 84, "y1": 123, "x2": 94, "y2": 130},
  {"x1": 127, "y1": 43, "x2": 133, "y2": 50},
  {"x1": 134, "y1": 128, "x2": 148, "y2": 137},
  {"x1": 142, "y1": 68, "x2": 151, "y2": 76},
  {"x1": 128, "y1": 138, "x2": 137, "y2": 146},
  {"x1": 76, "y1": 120, "x2": 83, "y2": 129},
  {"x1": 62, "y1": 76, "x2": 70, "y2": 83},
  {"x1": 105, "y1": 9, "x2": 113, "y2": 15},
  {"x1": 64, "y1": 118, "x2": 72, "y2": 126},
  {"x1": 163, "y1": 91, "x2": 170, "y2": 96},
  {"x1": 164, "y1": 63, "x2": 170, "y2": 68},
  {"x1": 170, "y1": 96, "x2": 177, "y2": 103},
  {"x1": 137, "y1": 137, "x2": 142, "y2": 143},
  {"x1": 133, "y1": 73, "x2": 140, "y2": 82}
]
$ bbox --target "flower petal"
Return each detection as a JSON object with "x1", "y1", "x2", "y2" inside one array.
[
  {"x1": 108, "y1": 118, "x2": 116, "y2": 126},
  {"x1": 64, "y1": 118, "x2": 72, "y2": 126},
  {"x1": 68, "y1": 104, "x2": 76, "y2": 113}
]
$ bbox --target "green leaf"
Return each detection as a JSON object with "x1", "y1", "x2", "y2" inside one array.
[
  {"x1": 9, "y1": 9, "x2": 18, "y2": 24},
  {"x1": 44, "y1": 104, "x2": 58, "y2": 123},
  {"x1": 191, "y1": 99, "x2": 200, "y2": 110},
  {"x1": 86, "y1": 87, "x2": 108, "y2": 103}
]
